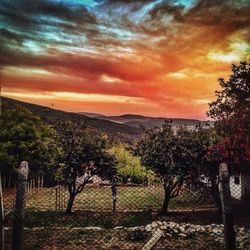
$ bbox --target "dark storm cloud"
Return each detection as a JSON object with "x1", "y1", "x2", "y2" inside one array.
[
  {"x1": 0, "y1": 0, "x2": 97, "y2": 26},
  {"x1": 0, "y1": 0, "x2": 99, "y2": 48},
  {"x1": 184, "y1": 0, "x2": 250, "y2": 29},
  {"x1": 1, "y1": 0, "x2": 249, "y2": 77}
]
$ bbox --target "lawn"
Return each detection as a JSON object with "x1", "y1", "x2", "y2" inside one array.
[{"x1": 3, "y1": 185, "x2": 214, "y2": 213}]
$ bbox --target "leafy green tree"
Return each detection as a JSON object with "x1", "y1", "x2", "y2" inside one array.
[
  {"x1": 207, "y1": 61, "x2": 250, "y2": 168},
  {"x1": 56, "y1": 121, "x2": 115, "y2": 214},
  {"x1": 0, "y1": 102, "x2": 60, "y2": 184},
  {"x1": 109, "y1": 145, "x2": 154, "y2": 184},
  {"x1": 135, "y1": 121, "x2": 207, "y2": 212}
]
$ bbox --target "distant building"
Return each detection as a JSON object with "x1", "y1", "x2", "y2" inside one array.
[{"x1": 230, "y1": 168, "x2": 250, "y2": 200}]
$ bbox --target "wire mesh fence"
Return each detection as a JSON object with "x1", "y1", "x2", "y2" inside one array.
[{"x1": 1, "y1": 172, "x2": 250, "y2": 250}]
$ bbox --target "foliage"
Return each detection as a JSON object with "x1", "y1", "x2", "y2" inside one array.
[
  {"x1": 135, "y1": 121, "x2": 209, "y2": 212},
  {"x1": 0, "y1": 102, "x2": 61, "y2": 180},
  {"x1": 55, "y1": 121, "x2": 115, "y2": 213},
  {"x1": 208, "y1": 61, "x2": 249, "y2": 122},
  {"x1": 109, "y1": 145, "x2": 155, "y2": 184},
  {"x1": 207, "y1": 61, "x2": 250, "y2": 168}
]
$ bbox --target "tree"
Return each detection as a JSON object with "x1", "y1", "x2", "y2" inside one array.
[
  {"x1": 56, "y1": 121, "x2": 115, "y2": 214},
  {"x1": 135, "y1": 121, "x2": 207, "y2": 212},
  {"x1": 207, "y1": 61, "x2": 250, "y2": 169},
  {"x1": 109, "y1": 145, "x2": 154, "y2": 184},
  {"x1": 0, "y1": 102, "x2": 60, "y2": 185}
]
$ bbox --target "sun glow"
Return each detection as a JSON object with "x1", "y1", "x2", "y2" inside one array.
[{"x1": 208, "y1": 41, "x2": 249, "y2": 62}]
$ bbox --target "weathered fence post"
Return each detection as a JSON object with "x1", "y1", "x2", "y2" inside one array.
[
  {"x1": 12, "y1": 161, "x2": 29, "y2": 250},
  {"x1": 0, "y1": 172, "x2": 4, "y2": 250},
  {"x1": 111, "y1": 175, "x2": 117, "y2": 213},
  {"x1": 219, "y1": 163, "x2": 236, "y2": 250}
]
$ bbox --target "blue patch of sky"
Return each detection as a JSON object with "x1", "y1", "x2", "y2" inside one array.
[
  {"x1": 58, "y1": 45, "x2": 97, "y2": 54},
  {"x1": 22, "y1": 40, "x2": 45, "y2": 54},
  {"x1": 48, "y1": 0, "x2": 101, "y2": 9},
  {"x1": 171, "y1": 0, "x2": 197, "y2": 10},
  {"x1": 98, "y1": 25, "x2": 138, "y2": 40},
  {"x1": 35, "y1": 15, "x2": 73, "y2": 26},
  {"x1": 129, "y1": 0, "x2": 162, "y2": 24},
  {"x1": 0, "y1": 16, "x2": 8, "y2": 29}
]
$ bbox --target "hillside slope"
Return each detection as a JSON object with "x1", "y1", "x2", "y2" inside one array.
[{"x1": 2, "y1": 97, "x2": 141, "y2": 143}]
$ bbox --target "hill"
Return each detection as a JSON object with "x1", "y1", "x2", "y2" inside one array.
[
  {"x1": 79, "y1": 113, "x2": 212, "y2": 129},
  {"x1": 2, "y1": 97, "x2": 142, "y2": 143}
]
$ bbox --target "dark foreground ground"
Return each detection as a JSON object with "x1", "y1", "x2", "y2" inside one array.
[{"x1": 4, "y1": 206, "x2": 250, "y2": 250}]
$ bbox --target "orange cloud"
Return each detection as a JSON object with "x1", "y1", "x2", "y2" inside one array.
[{"x1": 0, "y1": 0, "x2": 249, "y2": 119}]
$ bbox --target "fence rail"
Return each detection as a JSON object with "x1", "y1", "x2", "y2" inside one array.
[{"x1": 2, "y1": 174, "x2": 250, "y2": 249}]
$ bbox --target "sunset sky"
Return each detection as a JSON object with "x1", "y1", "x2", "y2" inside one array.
[{"x1": 0, "y1": 0, "x2": 249, "y2": 119}]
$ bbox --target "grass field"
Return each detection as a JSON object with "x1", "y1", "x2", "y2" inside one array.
[
  {"x1": 3, "y1": 185, "x2": 213, "y2": 213},
  {"x1": 4, "y1": 186, "x2": 249, "y2": 250}
]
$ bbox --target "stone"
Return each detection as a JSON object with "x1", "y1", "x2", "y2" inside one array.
[
  {"x1": 179, "y1": 233, "x2": 188, "y2": 238},
  {"x1": 179, "y1": 226, "x2": 185, "y2": 233},
  {"x1": 84, "y1": 227, "x2": 102, "y2": 230},
  {"x1": 145, "y1": 224, "x2": 152, "y2": 232},
  {"x1": 151, "y1": 222, "x2": 158, "y2": 228}
]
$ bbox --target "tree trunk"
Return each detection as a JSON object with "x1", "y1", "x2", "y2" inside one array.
[
  {"x1": 65, "y1": 193, "x2": 75, "y2": 214},
  {"x1": 162, "y1": 186, "x2": 171, "y2": 213}
]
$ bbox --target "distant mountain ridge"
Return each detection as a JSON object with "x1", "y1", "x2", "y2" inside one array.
[
  {"x1": 78, "y1": 112, "x2": 213, "y2": 129},
  {"x1": 3, "y1": 97, "x2": 212, "y2": 144},
  {"x1": 2, "y1": 97, "x2": 141, "y2": 143}
]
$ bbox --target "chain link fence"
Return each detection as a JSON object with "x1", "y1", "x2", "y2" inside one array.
[{"x1": 1, "y1": 171, "x2": 250, "y2": 250}]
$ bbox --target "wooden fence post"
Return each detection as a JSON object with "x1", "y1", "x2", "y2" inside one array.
[
  {"x1": 11, "y1": 161, "x2": 29, "y2": 250},
  {"x1": 111, "y1": 175, "x2": 117, "y2": 213},
  {"x1": 219, "y1": 163, "x2": 236, "y2": 250},
  {"x1": 0, "y1": 172, "x2": 4, "y2": 250}
]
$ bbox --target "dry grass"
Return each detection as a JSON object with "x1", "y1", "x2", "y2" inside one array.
[{"x1": 2, "y1": 185, "x2": 213, "y2": 212}]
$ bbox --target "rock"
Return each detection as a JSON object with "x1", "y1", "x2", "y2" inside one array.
[
  {"x1": 160, "y1": 225, "x2": 167, "y2": 230},
  {"x1": 84, "y1": 226, "x2": 102, "y2": 230},
  {"x1": 151, "y1": 222, "x2": 158, "y2": 228},
  {"x1": 212, "y1": 229, "x2": 221, "y2": 235},
  {"x1": 114, "y1": 226, "x2": 123, "y2": 230},
  {"x1": 179, "y1": 233, "x2": 188, "y2": 238},
  {"x1": 145, "y1": 224, "x2": 152, "y2": 232}
]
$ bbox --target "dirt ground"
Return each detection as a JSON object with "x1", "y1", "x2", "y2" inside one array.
[{"x1": 5, "y1": 228, "x2": 226, "y2": 250}]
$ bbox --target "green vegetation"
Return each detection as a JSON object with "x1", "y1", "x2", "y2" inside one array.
[
  {"x1": 3, "y1": 186, "x2": 210, "y2": 214},
  {"x1": 109, "y1": 145, "x2": 155, "y2": 184},
  {"x1": 135, "y1": 122, "x2": 211, "y2": 212},
  {"x1": 55, "y1": 121, "x2": 116, "y2": 214},
  {"x1": 0, "y1": 102, "x2": 61, "y2": 183}
]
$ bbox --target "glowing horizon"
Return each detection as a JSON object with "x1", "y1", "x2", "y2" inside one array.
[{"x1": 0, "y1": 0, "x2": 249, "y2": 119}]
